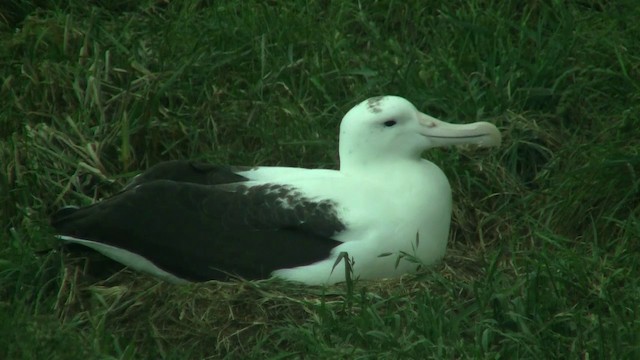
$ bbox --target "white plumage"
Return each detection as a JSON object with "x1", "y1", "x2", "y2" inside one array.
[{"x1": 53, "y1": 95, "x2": 501, "y2": 285}]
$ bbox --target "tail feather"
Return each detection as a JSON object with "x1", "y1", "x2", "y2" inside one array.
[{"x1": 50, "y1": 205, "x2": 80, "y2": 228}]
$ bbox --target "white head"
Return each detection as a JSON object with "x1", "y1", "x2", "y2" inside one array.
[{"x1": 338, "y1": 96, "x2": 501, "y2": 171}]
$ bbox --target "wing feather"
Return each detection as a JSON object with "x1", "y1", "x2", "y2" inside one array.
[{"x1": 53, "y1": 174, "x2": 345, "y2": 281}]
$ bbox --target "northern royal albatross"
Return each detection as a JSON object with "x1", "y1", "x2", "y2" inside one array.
[{"x1": 52, "y1": 96, "x2": 501, "y2": 285}]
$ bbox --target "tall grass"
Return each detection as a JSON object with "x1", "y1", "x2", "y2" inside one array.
[{"x1": 1, "y1": 0, "x2": 639, "y2": 358}]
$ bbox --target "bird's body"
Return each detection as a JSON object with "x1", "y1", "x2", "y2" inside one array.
[{"x1": 52, "y1": 96, "x2": 501, "y2": 285}]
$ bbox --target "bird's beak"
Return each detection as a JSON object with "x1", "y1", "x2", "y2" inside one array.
[{"x1": 418, "y1": 113, "x2": 501, "y2": 147}]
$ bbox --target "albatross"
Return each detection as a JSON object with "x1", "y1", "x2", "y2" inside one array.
[{"x1": 51, "y1": 96, "x2": 501, "y2": 285}]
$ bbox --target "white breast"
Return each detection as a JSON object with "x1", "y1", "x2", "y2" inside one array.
[{"x1": 272, "y1": 160, "x2": 452, "y2": 284}]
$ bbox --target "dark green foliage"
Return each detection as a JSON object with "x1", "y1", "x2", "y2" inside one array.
[{"x1": 1, "y1": 0, "x2": 639, "y2": 358}]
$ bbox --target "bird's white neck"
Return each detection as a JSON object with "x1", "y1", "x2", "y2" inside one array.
[{"x1": 339, "y1": 156, "x2": 440, "y2": 187}]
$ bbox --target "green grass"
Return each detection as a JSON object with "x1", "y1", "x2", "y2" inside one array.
[{"x1": 2, "y1": 0, "x2": 639, "y2": 358}]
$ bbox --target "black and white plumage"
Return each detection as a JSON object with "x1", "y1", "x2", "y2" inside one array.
[{"x1": 52, "y1": 96, "x2": 501, "y2": 285}]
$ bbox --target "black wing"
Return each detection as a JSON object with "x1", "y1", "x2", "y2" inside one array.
[
  {"x1": 52, "y1": 173, "x2": 345, "y2": 281},
  {"x1": 123, "y1": 160, "x2": 251, "y2": 189}
]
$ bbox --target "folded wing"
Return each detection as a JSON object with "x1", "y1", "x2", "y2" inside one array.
[{"x1": 52, "y1": 161, "x2": 345, "y2": 282}]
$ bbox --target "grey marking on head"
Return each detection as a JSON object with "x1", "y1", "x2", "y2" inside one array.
[{"x1": 366, "y1": 96, "x2": 386, "y2": 113}]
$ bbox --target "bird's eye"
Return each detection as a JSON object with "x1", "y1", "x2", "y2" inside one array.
[{"x1": 383, "y1": 120, "x2": 397, "y2": 127}]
